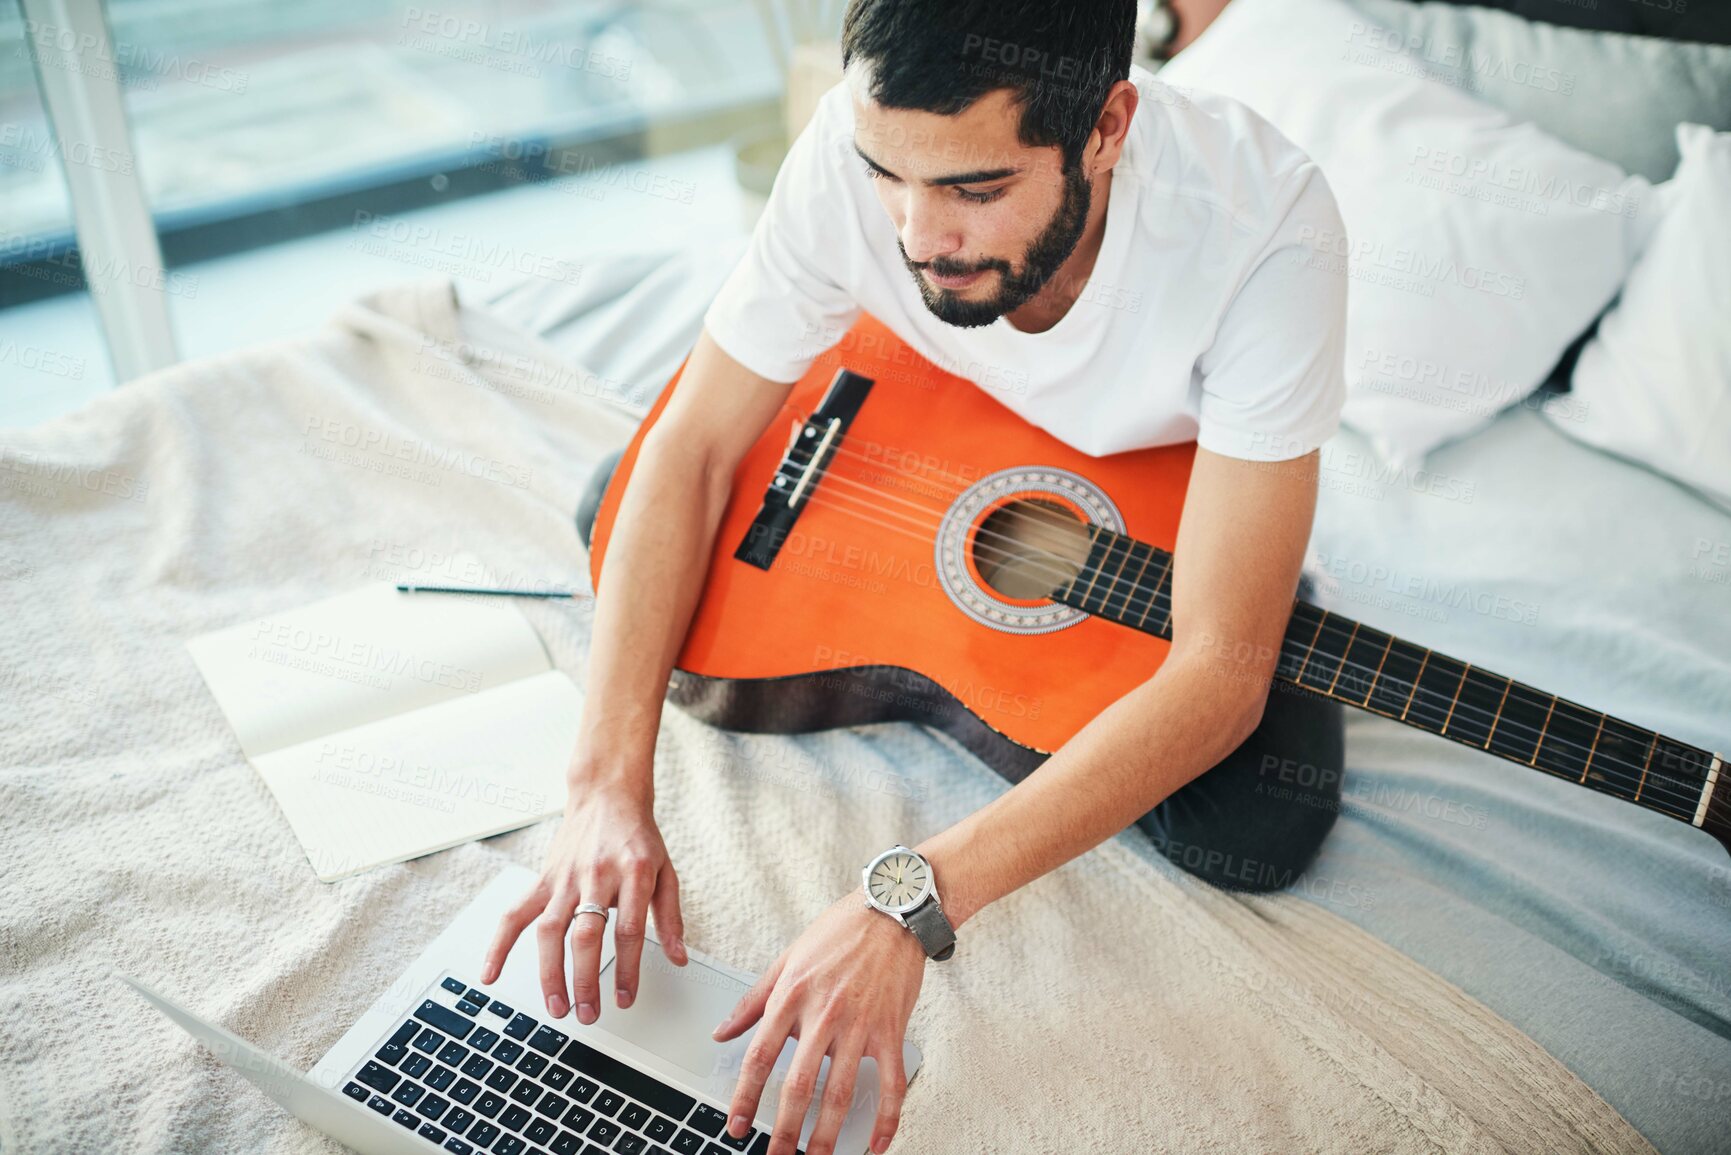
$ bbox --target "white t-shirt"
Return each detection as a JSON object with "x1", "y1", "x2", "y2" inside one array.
[{"x1": 702, "y1": 64, "x2": 1347, "y2": 462}]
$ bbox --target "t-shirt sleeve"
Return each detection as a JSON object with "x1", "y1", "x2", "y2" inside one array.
[
  {"x1": 701, "y1": 88, "x2": 863, "y2": 383},
  {"x1": 1194, "y1": 162, "x2": 1347, "y2": 462}
]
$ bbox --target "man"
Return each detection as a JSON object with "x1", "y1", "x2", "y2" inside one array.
[{"x1": 483, "y1": 3, "x2": 1348, "y2": 1153}]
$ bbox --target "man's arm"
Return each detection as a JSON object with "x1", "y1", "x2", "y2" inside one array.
[
  {"x1": 482, "y1": 326, "x2": 798, "y2": 1019},
  {"x1": 912, "y1": 446, "x2": 1321, "y2": 925}
]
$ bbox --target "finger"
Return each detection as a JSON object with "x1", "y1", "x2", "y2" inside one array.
[
  {"x1": 481, "y1": 880, "x2": 551, "y2": 984},
  {"x1": 650, "y1": 861, "x2": 688, "y2": 965},
  {"x1": 767, "y1": 1026, "x2": 833, "y2": 1155},
  {"x1": 714, "y1": 951, "x2": 786, "y2": 1042},
  {"x1": 533, "y1": 886, "x2": 577, "y2": 1018},
  {"x1": 867, "y1": 1038, "x2": 909, "y2": 1155},
  {"x1": 805, "y1": 1031, "x2": 867, "y2": 1155},
  {"x1": 611, "y1": 858, "x2": 655, "y2": 1009},
  {"x1": 722, "y1": 983, "x2": 793, "y2": 1141},
  {"x1": 569, "y1": 869, "x2": 617, "y2": 1024}
]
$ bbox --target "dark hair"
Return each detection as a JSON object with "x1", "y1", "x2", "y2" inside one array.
[{"x1": 840, "y1": 0, "x2": 1138, "y2": 170}]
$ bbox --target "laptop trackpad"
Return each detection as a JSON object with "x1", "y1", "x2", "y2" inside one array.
[{"x1": 597, "y1": 949, "x2": 751, "y2": 1079}]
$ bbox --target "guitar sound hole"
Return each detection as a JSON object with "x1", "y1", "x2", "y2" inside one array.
[{"x1": 972, "y1": 498, "x2": 1092, "y2": 600}]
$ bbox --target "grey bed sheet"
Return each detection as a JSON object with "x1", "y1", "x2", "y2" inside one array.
[{"x1": 472, "y1": 246, "x2": 1731, "y2": 1154}]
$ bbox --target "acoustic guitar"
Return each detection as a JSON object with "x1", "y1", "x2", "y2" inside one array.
[{"x1": 588, "y1": 315, "x2": 1729, "y2": 855}]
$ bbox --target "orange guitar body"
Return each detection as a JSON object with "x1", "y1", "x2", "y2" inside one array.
[{"x1": 588, "y1": 314, "x2": 1197, "y2": 779}]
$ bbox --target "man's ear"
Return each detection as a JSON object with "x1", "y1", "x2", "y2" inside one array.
[{"x1": 1087, "y1": 79, "x2": 1140, "y2": 174}]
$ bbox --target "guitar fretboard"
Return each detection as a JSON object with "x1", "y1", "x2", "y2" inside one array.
[{"x1": 1049, "y1": 526, "x2": 1723, "y2": 830}]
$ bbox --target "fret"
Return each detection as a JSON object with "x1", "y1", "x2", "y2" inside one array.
[
  {"x1": 1093, "y1": 533, "x2": 1135, "y2": 623},
  {"x1": 1136, "y1": 551, "x2": 1172, "y2": 633},
  {"x1": 1486, "y1": 681, "x2": 1550, "y2": 766},
  {"x1": 1589, "y1": 716, "x2": 1659, "y2": 805},
  {"x1": 1326, "y1": 622, "x2": 1359, "y2": 695},
  {"x1": 1117, "y1": 539, "x2": 1156, "y2": 626},
  {"x1": 1365, "y1": 637, "x2": 1427, "y2": 718},
  {"x1": 1296, "y1": 613, "x2": 1349, "y2": 694},
  {"x1": 1581, "y1": 714, "x2": 1607, "y2": 783},
  {"x1": 1635, "y1": 732, "x2": 1657, "y2": 802},
  {"x1": 1274, "y1": 603, "x2": 1326, "y2": 683},
  {"x1": 1082, "y1": 532, "x2": 1128, "y2": 616},
  {"x1": 1405, "y1": 652, "x2": 1467, "y2": 734},
  {"x1": 1442, "y1": 666, "x2": 1507, "y2": 750},
  {"x1": 1333, "y1": 626, "x2": 1392, "y2": 707},
  {"x1": 1535, "y1": 700, "x2": 1600, "y2": 782}
]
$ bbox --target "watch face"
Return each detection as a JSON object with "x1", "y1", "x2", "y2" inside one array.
[{"x1": 865, "y1": 850, "x2": 930, "y2": 914}]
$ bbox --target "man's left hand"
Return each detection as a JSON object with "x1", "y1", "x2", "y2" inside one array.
[{"x1": 713, "y1": 889, "x2": 924, "y2": 1155}]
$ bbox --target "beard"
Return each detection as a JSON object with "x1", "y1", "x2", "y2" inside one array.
[{"x1": 899, "y1": 160, "x2": 1094, "y2": 329}]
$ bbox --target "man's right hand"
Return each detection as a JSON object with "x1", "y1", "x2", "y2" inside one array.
[{"x1": 480, "y1": 775, "x2": 688, "y2": 1023}]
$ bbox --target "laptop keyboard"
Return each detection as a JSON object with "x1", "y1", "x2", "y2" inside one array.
[{"x1": 342, "y1": 975, "x2": 804, "y2": 1155}]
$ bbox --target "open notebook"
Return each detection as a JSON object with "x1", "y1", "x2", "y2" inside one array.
[{"x1": 186, "y1": 581, "x2": 582, "y2": 881}]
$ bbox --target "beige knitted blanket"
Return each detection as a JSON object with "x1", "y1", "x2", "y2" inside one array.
[{"x1": 0, "y1": 281, "x2": 1652, "y2": 1154}]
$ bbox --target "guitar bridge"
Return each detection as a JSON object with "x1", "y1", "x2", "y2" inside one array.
[{"x1": 733, "y1": 368, "x2": 876, "y2": 570}]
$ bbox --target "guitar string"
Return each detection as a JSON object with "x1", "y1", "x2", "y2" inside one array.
[
  {"x1": 785, "y1": 476, "x2": 1711, "y2": 811},
  {"x1": 761, "y1": 405, "x2": 1712, "y2": 803}
]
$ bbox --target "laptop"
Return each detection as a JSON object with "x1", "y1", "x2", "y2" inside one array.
[{"x1": 123, "y1": 864, "x2": 923, "y2": 1155}]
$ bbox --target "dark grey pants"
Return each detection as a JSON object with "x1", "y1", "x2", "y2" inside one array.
[{"x1": 576, "y1": 449, "x2": 1343, "y2": 894}]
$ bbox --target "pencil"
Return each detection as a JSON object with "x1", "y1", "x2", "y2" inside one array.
[{"x1": 395, "y1": 584, "x2": 593, "y2": 599}]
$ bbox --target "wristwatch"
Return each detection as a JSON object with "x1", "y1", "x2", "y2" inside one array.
[{"x1": 861, "y1": 844, "x2": 956, "y2": 961}]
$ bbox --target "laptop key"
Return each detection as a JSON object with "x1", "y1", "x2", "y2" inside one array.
[
  {"x1": 528, "y1": 1026, "x2": 569, "y2": 1057},
  {"x1": 393, "y1": 1108, "x2": 421, "y2": 1129},
  {"x1": 486, "y1": 1068, "x2": 519, "y2": 1092},
  {"x1": 377, "y1": 1019, "x2": 421, "y2": 1064},
  {"x1": 510, "y1": 1079, "x2": 541, "y2": 1105},
  {"x1": 342, "y1": 1082, "x2": 369, "y2": 1103},
  {"x1": 458, "y1": 996, "x2": 488, "y2": 1017},
  {"x1": 744, "y1": 1135, "x2": 802, "y2": 1155},
  {"x1": 616, "y1": 1134, "x2": 648, "y2": 1155},
  {"x1": 418, "y1": 1094, "x2": 451, "y2": 1121},
  {"x1": 717, "y1": 1124, "x2": 754, "y2": 1151},
  {"x1": 356, "y1": 1062, "x2": 401, "y2": 1094},
  {"x1": 367, "y1": 1094, "x2": 394, "y2": 1115},
  {"x1": 392, "y1": 1082, "x2": 425, "y2": 1107},
  {"x1": 495, "y1": 1137, "x2": 527, "y2": 1155},
  {"x1": 620, "y1": 1104, "x2": 651, "y2": 1131},
  {"x1": 403, "y1": 1054, "x2": 434, "y2": 1079},
  {"x1": 476, "y1": 1091, "x2": 507, "y2": 1119},
  {"x1": 446, "y1": 1106, "x2": 476, "y2": 1134},
  {"x1": 505, "y1": 1013, "x2": 538, "y2": 1040},
  {"x1": 419, "y1": 1123, "x2": 449, "y2": 1145},
  {"x1": 463, "y1": 1054, "x2": 496, "y2": 1080},
  {"x1": 416, "y1": 1028, "x2": 446, "y2": 1054},
  {"x1": 670, "y1": 1130, "x2": 704, "y2": 1154},
  {"x1": 452, "y1": 1078, "x2": 483, "y2": 1105},
  {"x1": 526, "y1": 1117, "x2": 558, "y2": 1144},
  {"x1": 570, "y1": 1077, "x2": 598, "y2": 1103},
  {"x1": 443, "y1": 978, "x2": 469, "y2": 996},
  {"x1": 543, "y1": 1065, "x2": 575, "y2": 1092},
  {"x1": 587, "y1": 1118, "x2": 621, "y2": 1145},
  {"x1": 536, "y1": 1092, "x2": 570, "y2": 1120},
  {"x1": 702, "y1": 1142, "x2": 734, "y2": 1155},
  {"x1": 518, "y1": 1053, "x2": 550, "y2": 1078},
  {"x1": 417, "y1": 1001, "x2": 478, "y2": 1041},
  {"x1": 502, "y1": 1105, "x2": 533, "y2": 1132},
  {"x1": 494, "y1": 1040, "x2": 526, "y2": 1065},
  {"x1": 489, "y1": 1000, "x2": 514, "y2": 1018},
  {"x1": 562, "y1": 1104, "x2": 596, "y2": 1131},
  {"x1": 550, "y1": 1132, "x2": 583, "y2": 1155},
  {"x1": 440, "y1": 1041, "x2": 472, "y2": 1067},
  {"x1": 445, "y1": 1139, "x2": 474, "y2": 1155},
  {"x1": 593, "y1": 1090, "x2": 623, "y2": 1117},
  {"x1": 428, "y1": 1065, "x2": 458, "y2": 1092},
  {"x1": 471, "y1": 1028, "x2": 502, "y2": 1053},
  {"x1": 689, "y1": 1106, "x2": 728, "y2": 1138},
  {"x1": 470, "y1": 1121, "x2": 501, "y2": 1147}
]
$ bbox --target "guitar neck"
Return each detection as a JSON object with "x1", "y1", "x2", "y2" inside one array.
[{"x1": 1049, "y1": 526, "x2": 1726, "y2": 836}]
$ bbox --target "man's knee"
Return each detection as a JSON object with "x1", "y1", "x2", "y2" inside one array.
[{"x1": 1135, "y1": 683, "x2": 1345, "y2": 894}]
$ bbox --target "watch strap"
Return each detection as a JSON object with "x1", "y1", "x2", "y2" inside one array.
[{"x1": 905, "y1": 897, "x2": 956, "y2": 961}]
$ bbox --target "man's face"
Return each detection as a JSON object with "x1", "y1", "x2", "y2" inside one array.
[{"x1": 850, "y1": 85, "x2": 1092, "y2": 328}]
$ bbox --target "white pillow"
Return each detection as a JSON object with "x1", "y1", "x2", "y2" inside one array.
[
  {"x1": 1159, "y1": 0, "x2": 1654, "y2": 467},
  {"x1": 1543, "y1": 123, "x2": 1731, "y2": 512}
]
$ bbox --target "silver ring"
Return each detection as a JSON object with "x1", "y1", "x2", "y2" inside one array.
[{"x1": 574, "y1": 902, "x2": 609, "y2": 919}]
